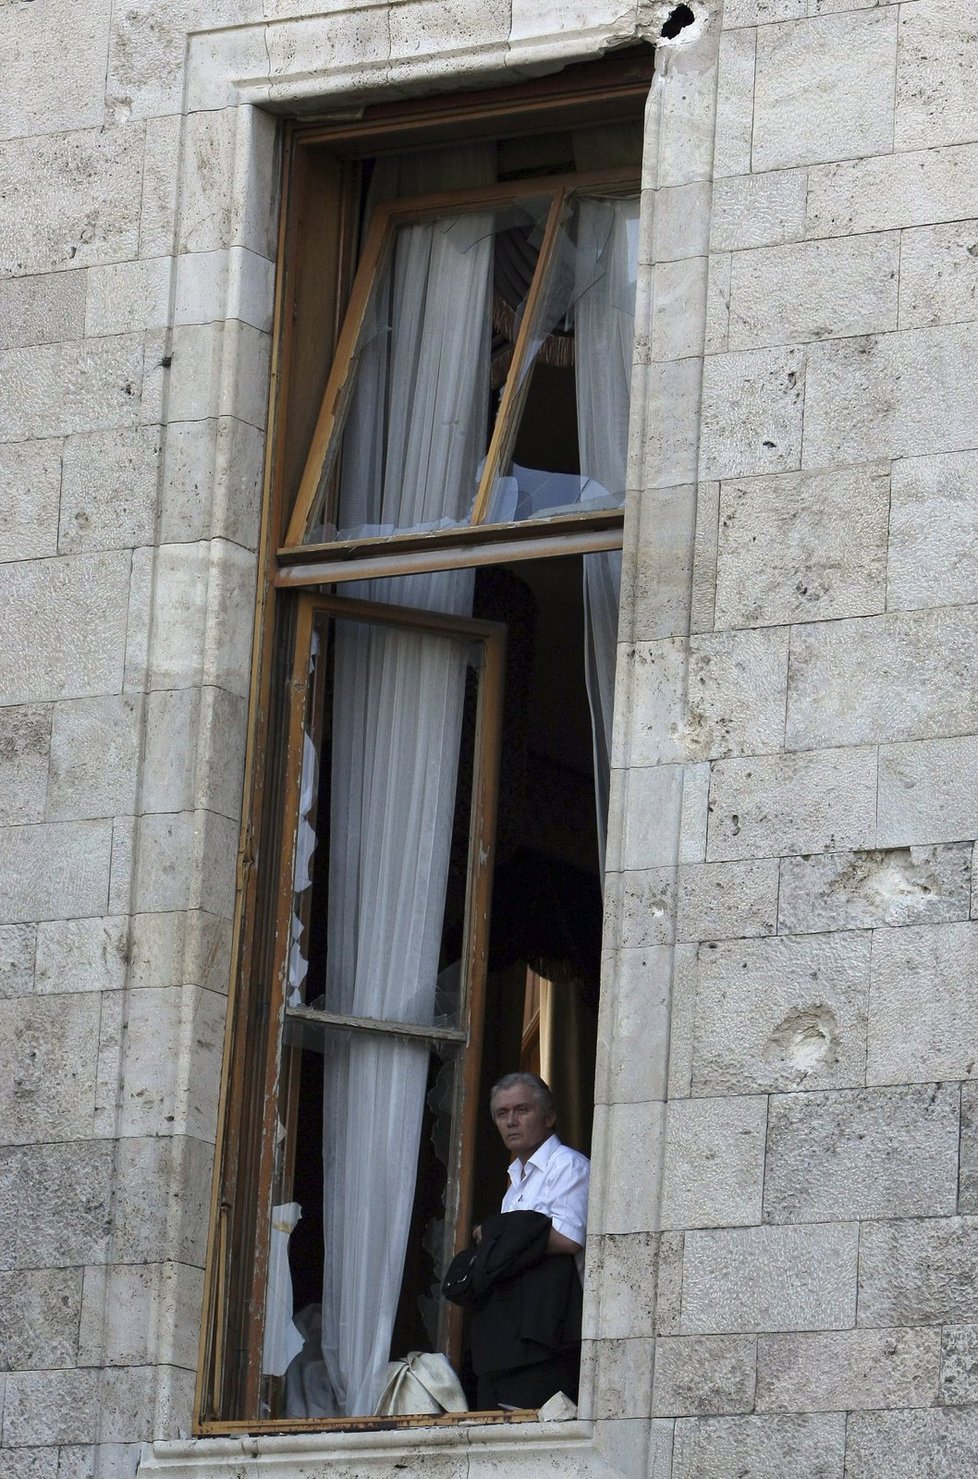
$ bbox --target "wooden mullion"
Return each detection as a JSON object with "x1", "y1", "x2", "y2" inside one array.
[
  {"x1": 470, "y1": 187, "x2": 568, "y2": 525},
  {"x1": 285, "y1": 1003, "x2": 468, "y2": 1046}
]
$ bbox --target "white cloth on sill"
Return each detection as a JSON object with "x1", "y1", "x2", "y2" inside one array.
[
  {"x1": 501, "y1": 1133, "x2": 589, "y2": 1279},
  {"x1": 374, "y1": 1351, "x2": 468, "y2": 1416}
]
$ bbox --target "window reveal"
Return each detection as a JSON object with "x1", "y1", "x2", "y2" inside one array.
[{"x1": 199, "y1": 54, "x2": 650, "y2": 1433}]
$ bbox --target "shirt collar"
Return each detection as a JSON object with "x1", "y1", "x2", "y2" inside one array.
[{"x1": 507, "y1": 1133, "x2": 561, "y2": 1186}]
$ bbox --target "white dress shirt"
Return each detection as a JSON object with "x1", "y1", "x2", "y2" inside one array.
[{"x1": 501, "y1": 1134, "x2": 590, "y2": 1251}]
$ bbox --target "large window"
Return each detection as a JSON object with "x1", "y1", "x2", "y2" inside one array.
[{"x1": 199, "y1": 49, "x2": 651, "y2": 1432}]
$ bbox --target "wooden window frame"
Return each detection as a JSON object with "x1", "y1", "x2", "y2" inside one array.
[{"x1": 197, "y1": 48, "x2": 652, "y2": 1439}]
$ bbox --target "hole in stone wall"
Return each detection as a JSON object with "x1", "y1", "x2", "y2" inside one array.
[{"x1": 660, "y1": 4, "x2": 695, "y2": 38}]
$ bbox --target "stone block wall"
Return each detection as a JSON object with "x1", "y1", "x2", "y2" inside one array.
[{"x1": 1, "y1": 0, "x2": 977, "y2": 1476}]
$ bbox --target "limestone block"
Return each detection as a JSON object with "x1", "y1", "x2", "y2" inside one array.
[
  {"x1": 787, "y1": 607, "x2": 978, "y2": 750},
  {"x1": 858, "y1": 1216, "x2": 978, "y2": 1326},
  {"x1": 656, "y1": 1230, "x2": 685, "y2": 1336},
  {"x1": 0, "y1": 125, "x2": 143, "y2": 278},
  {"x1": 78, "y1": 1260, "x2": 203, "y2": 1369},
  {"x1": 878, "y1": 737, "x2": 978, "y2": 848},
  {"x1": 888, "y1": 450, "x2": 978, "y2": 610},
  {"x1": 847, "y1": 1406, "x2": 978, "y2": 1479},
  {"x1": 589, "y1": 1101, "x2": 664, "y2": 1234},
  {"x1": 125, "y1": 910, "x2": 230, "y2": 997},
  {"x1": 899, "y1": 222, "x2": 978, "y2": 330},
  {"x1": 940, "y1": 1325, "x2": 978, "y2": 1405},
  {"x1": 1, "y1": 0, "x2": 111, "y2": 139},
  {"x1": 700, "y1": 345, "x2": 804, "y2": 481},
  {"x1": 111, "y1": 1135, "x2": 214, "y2": 1267},
  {"x1": 681, "y1": 1222, "x2": 858, "y2": 1334},
  {"x1": 728, "y1": 234, "x2": 898, "y2": 350},
  {"x1": 619, "y1": 764, "x2": 684, "y2": 870},
  {"x1": 0, "y1": 706, "x2": 51, "y2": 826},
  {"x1": 35, "y1": 917, "x2": 129, "y2": 997},
  {"x1": 652, "y1": 1335, "x2": 756, "y2": 1416},
  {"x1": 0, "y1": 1448, "x2": 60, "y2": 1479},
  {"x1": 583, "y1": 1232, "x2": 657, "y2": 1340},
  {"x1": 674, "y1": 1412, "x2": 842, "y2": 1478},
  {"x1": 778, "y1": 844, "x2": 972, "y2": 933},
  {"x1": 648, "y1": 257, "x2": 708, "y2": 364},
  {"x1": 174, "y1": 108, "x2": 241, "y2": 256},
  {"x1": 713, "y1": 30, "x2": 755, "y2": 179},
  {"x1": 678, "y1": 761, "x2": 711, "y2": 865},
  {"x1": 197, "y1": 810, "x2": 240, "y2": 920},
  {"x1": 583, "y1": 1335, "x2": 654, "y2": 1421},
  {"x1": 140, "y1": 115, "x2": 182, "y2": 259},
  {"x1": 196, "y1": 687, "x2": 248, "y2": 822},
  {"x1": 141, "y1": 689, "x2": 200, "y2": 816},
  {"x1": 174, "y1": 247, "x2": 275, "y2": 333},
  {"x1": 0, "y1": 333, "x2": 148, "y2": 442},
  {"x1": 706, "y1": 747, "x2": 877, "y2": 861},
  {"x1": 868, "y1": 921, "x2": 978, "y2": 1085},
  {"x1": 690, "y1": 480, "x2": 719, "y2": 633},
  {"x1": 711, "y1": 170, "x2": 808, "y2": 252},
  {"x1": 145, "y1": 540, "x2": 257, "y2": 697},
  {"x1": 704, "y1": 255, "x2": 730, "y2": 358},
  {"x1": 47, "y1": 694, "x2": 142, "y2": 821},
  {"x1": 895, "y1": 1, "x2": 978, "y2": 151},
  {"x1": 594, "y1": 946, "x2": 670, "y2": 1104},
  {"x1": 508, "y1": 0, "x2": 637, "y2": 42},
  {"x1": 59, "y1": 426, "x2": 160, "y2": 556},
  {"x1": 756, "y1": 1327, "x2": 940, "y2": 1412},
  {"x1": 714, "y1": 463, "x2": 888, "y2": 629},
  {"x1": 0, "y1": 820, "x2": 111, "y2": 925},
  {"x1": 130, "y1": 812, "x2": 196, "y2": 915},
  {"x1": 622, "y1": 629, "x2": 788, "y2": 766},
  {"x1": 677, "y1": 858, "x2": 779, "y2": 943},
  {"x1": 806, "y1": 324, "x2": 978, "y2": 468},
  {"x1": 0, "y1": 271, "x2": 86, "y2": 351},
  {"x1": 807, "y1": 143, "x2": 978, "y2": 238},
  {"x1": 85, "y1": 258, "x2": 170, "y2": 341},
  {"x1": 99, "y1": 1365, "x2": 168, "y2": 1443},
  {"x1": 124, "y1": 545, "x2": 154, "y2": 694},
  {"x1": 0, "y1": 1268, "x2": 82, "y2": 1371},
  {"x1": 668, "y1": 943, "x2": 697, "y2": 1097},
  {"x1": 649, "y1": 182, "x2": 711, "y2": 266},
  {"x1": 0, "y1": 993, "x2": 101, "y2": 1145},
  {"x1": 764, "y1": 1084, "x2": 959, "y2": 1222},
  {"x1": 642, "y1": 361, "x2": 702, "y2": 491},
  {"x1": 3, "y1": 1140, "x2": 115, "y2": 1269},
  {"x1": 272, "y1": 5, "x2": 394, "y2": 83},
  {"x1": 106, "y1": 0, "x2": 262, "y2": 120},
  {"x1": 660, "y1": 1095, "x2": 767, "y2": 1229},
  {"x1": 753, "y1": 10, "x2": 897, "y2": 171},
  {"x1": 2, "y1": 1368, "x2": 100, "y2": 1447},
  {"x1": 161, "y1": 416, "x2": 264, "y2": 549},
  {"x1": 721, "y1": 0, "x2": 804, "y2": 24},
  {"x1": 108, "y1": 815, "x2": 136, "y2": 918},
  {"x1": 166, "y1": 320, "x2": 271, "y2": 429},
  {"x1": 690, "y1": 931, "x2": 870, "y2": 1094},
  {"x1": 0, "y1": 439, "x2": 62, "y2": 562},
  {"x1": 619, "y1": 481, "x2": 698, "y2": 643},
  {"x1": 115, "y1": 984, "x2": 225, "y2": 1139},
  {"x1": 0, "y1": 924, "x2": 35, "y2": 1000},
  {"x1": 959, "y1": 1082, "x2": 978, "y2": 1213}
]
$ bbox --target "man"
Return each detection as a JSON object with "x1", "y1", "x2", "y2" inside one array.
[{"x1": 468, "y1": 1072, "x2": 590, "y2": 1409}]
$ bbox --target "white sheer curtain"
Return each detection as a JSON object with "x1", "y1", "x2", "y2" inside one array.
[
  {"x1": 310, "y1": 146, "x2": 495, "y2": 1418},
  {"x1": 575, "y1": 196, "x2": 639, "y2": 874}
]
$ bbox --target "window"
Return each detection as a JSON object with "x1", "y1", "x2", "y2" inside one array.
[{"x1": 199, "y1": 49, "x2": 651, "y2": 1433}]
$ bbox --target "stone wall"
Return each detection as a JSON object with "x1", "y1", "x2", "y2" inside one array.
[{"x1": 1, "y1": 0, "x2": 977, "y2": 1477}]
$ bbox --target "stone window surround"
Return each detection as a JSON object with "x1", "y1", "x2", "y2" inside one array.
[{"x1": 136, "y1": 3, "x2": 718, "y2": 1475}]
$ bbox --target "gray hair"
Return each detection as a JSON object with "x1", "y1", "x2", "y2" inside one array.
[{"x1": 489, "y1": 1071, "x2": 555, "y2": 1118}]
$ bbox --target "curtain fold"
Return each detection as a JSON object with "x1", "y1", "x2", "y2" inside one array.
[
  {"x1": 575, "y1": 196, "x2": 640, "y2": 874},
  {"x1": 312, "y1": 145, "x2": 495, "y2": 1418}
]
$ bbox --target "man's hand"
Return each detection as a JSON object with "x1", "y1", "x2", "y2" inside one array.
[{"x1": 473, "y1": 1223, "x2": 482, "y2": 1245}]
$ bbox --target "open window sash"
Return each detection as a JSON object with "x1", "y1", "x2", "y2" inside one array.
[
  {"x1": 217, "y1": 589, "x2": 505, "y2": 1424},
  {"x1": 281, "y1": 166, "x2": 639, "y2": 557}
]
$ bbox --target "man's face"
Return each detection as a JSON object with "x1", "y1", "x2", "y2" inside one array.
[{"x1": 492, "y1": 1085, "x2": 556, "y2": 1163}]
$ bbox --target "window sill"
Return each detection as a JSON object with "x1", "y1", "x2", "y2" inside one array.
[{"x1": 139, "y1": 1416, "x2": 594, "y2": 1477}]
